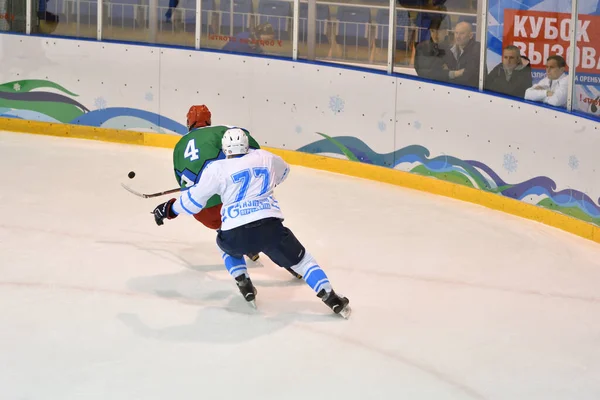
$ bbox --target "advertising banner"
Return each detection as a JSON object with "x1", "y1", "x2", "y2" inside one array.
[{"x1": 487, "y1": 0, "x2": 600, "y2": 117}]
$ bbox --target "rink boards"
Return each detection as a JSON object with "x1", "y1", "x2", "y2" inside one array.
[{"x1": 0, "y1": 33, "x2": 599, "y2": 243}]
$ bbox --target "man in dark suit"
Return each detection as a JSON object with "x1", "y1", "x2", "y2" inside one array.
[
  {"x1": 485, "y1": 45, "x2": 533, "y2": 98},
  {"x1": 414, "y1": 18, "x2": 450, "y2": 82},
  {"x1": 445, "y1": 21, "x2": 483, "y2": 88}
]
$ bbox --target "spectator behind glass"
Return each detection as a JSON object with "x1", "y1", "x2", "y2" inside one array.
[
  {"x1": 165, "y1": 0, "x2": 179, "y2": 22},
  {"x1": 524, "y1": 55, "x2": 568, "y2": 107},
  {"x1": 37, "y1": 0, "x2": 59, "y2": 33},
  {"x1": 445, "y1": 21, "x2": 483, "y2": 88},
  {"x1": 222, "y1": 23, "x2": 275, "y2": 54},
  {"x1": 485, "y1": 45, "x2": 533, "y2": 98},
  {"x1": 414, "y1": 17, "x2": 450, "y2": 82}
]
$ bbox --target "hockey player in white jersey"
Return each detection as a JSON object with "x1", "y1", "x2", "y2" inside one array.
[{"x1": 152, "y1": 128, "x2": 351, "y2": 318}]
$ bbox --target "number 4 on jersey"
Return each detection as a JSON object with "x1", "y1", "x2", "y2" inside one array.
[{"x1": 184, "y1": 139, "x2": 200, "y2": 161}]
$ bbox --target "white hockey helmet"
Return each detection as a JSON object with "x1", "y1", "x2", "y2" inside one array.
[{"x1": 222, "y1": 128, "x2": 250, "y2": 156}]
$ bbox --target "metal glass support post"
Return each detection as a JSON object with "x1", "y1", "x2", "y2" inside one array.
[
  {"x1": 307, "y1": 0, "x2": 316, "y2": 60},
  {"x1": 26, "y1": 0, "x2": 32, "y2": 34},
  {"x1": 386, "y1": 0, "x2": 396, "y2": 74},
  {"x1": 229, "y1": 0, "x2": 233, "y2": 36},
  {"x1": 76, "y1": 0, "x2": 81, "y2": 36},
  {"x1": 477, "y1": 0, "x2": 489, "y2": 91},
  {"x1": 195, "y1": 0, "x2": 201, "y2": 49},
  {"x1": 292, "y1": 0, "x2": 299, "y2": 60},
  {"x1": 566, "y1": 0, "x2": 579, "y2": 112},
  {"x1": 97, "y1": 0, "x2": 103, "y2": 40},
  {"x1": 148, "y1": 0, "x2": 158, "y2": 43}
]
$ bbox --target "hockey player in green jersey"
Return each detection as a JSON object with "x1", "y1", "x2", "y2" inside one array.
[
  {"x1": 172, "y1": 105, "x2": 301, "y2": 278},
  {"x1": 173, "y1": 105, "x2": 260, "y2": 230}
]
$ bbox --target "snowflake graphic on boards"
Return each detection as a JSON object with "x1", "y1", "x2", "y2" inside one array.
[
  {"x1": 568, "y1": 155, "x2": 579, "y2": 170},
  {"x1": 145, "y1": 92, "x2": 154, "y2": 102},
  {"x1": 503, "y1": 153, "x2": 518, "y2": 173},
  {"x1": 329, "y1": 95, "x2": 344, "y2": 115},
  {"x1": 94, "y1": 97, "x2": 108, "y2": 110},
  {"x1": 295, "y1": 125, "x2": 302, "y2": 134},
  {"x1": 378, "y1": 120, "x2": 386, "y2": 132},
  {"x1": 13, "y1": 83, "x2": 21, "y2": 91}
]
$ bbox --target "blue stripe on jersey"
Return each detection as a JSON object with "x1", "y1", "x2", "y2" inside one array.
[
  {"x1": 179, "y1": 200, "x2": 194, "y2": 215},
  {"x1": 223, "y1": 254, "x2": 247, "y2": 277},
  {"x1": 271, "y1": 197, "x2": 280, "y2": 210},
  {"x1": 187, "y1": 190, "x2": 203, "y2": 210},
  {"x1": 303, "y1": 265, "x2": 329, "y2": 293}
]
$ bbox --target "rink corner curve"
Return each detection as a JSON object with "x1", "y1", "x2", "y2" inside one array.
[{"x1": 2, "y1": 117, "x2": 600, "y2": 245}]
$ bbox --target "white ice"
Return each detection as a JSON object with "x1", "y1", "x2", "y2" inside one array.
[{"x1": 1, "y1": 131, "x2": 600, "y2": 400}]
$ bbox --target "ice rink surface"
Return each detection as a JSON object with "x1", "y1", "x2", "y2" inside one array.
[{"x1": 1, "y1": 131, "x2": 600, "y2": 400}]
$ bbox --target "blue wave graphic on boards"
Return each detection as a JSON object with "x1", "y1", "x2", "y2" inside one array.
[
  {"x1": 297, "y1": 134, "x2": 600, "y2": 225},
  {"x1": 70, "y1": 107, "x2": 187, "y2": 134}
]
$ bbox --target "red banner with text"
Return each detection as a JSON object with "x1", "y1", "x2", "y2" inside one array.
[{"x1": 502, "y1": 9, "x2": 600, "y2": 74}]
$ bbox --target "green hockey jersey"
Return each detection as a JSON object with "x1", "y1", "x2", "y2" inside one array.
[{"x1": 173, "y1": 125, "x2": 260, "y2": 209}]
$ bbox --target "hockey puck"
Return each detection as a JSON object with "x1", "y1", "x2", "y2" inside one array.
[{"x1": 128, "y1": 171, "x2": 136, "y2": 179}]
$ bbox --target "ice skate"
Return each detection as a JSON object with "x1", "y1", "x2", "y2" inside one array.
[
  {"x1": 235, "y1": 274, "x2": 257, "y2": 308},
  {"x1": 318, "y1": 289, "x2": 351, "y2": 319}
]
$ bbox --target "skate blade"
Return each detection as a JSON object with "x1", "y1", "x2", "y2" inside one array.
[
  {"x1": 248, "y1": 300, "x2": 257, "y2": 309},
  {"x1": 338, "y1": 305, "x2": 351, "y2": 319}
]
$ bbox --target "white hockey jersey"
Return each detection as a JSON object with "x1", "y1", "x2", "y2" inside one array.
[{"x1": 172, "y1": 149, "x2": 290, "y2": 231}]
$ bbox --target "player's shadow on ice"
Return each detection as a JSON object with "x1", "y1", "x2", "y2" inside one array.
[
  {"x1": 117, "y1": 303, "x2": 336, "y2": 344},
  {"x1": 126, "y1": 268, "x2": 233, "y2": 303},
  {"x1": 117, "y1": 307, "x2": 291, "y2": 344},
  {"x1": 120, "y1": 269, "x2": 337, "y2": 343},
  {"x1": 124, "y1": 269, "x2": 326, "y2": 313}
]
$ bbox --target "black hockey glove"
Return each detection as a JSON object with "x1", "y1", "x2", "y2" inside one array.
[{"x1": 153, "y1": 198, "x2": 177, "y2": 226}]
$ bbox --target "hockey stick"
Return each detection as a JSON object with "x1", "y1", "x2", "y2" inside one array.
[{"x1": 121, "y1": 183, "x2": 181, "y2": 199}]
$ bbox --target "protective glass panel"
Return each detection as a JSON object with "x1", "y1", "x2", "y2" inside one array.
[
  {"x1": 103, "y1": 0, "x2": 194, "y2": 47},
  {"x1": 200, "y1": 0, "x2": 293, "y2": 57},
  {"x1": 35, "y1": 0, "x2": 98, "y2": 38},
  {"x1": 297, "y1": 0, "x2": 388, "y2": 70},
  {"x1": 395, "y1": 0, "x2": 480, "y2": 88},
  {"x1": 0, "y1": 0, "x2": 27, "y2": 33}
]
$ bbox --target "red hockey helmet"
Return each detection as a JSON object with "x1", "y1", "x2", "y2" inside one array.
[{"x1": 186, "y1": 105, "x2": 212, "y2": 130}]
